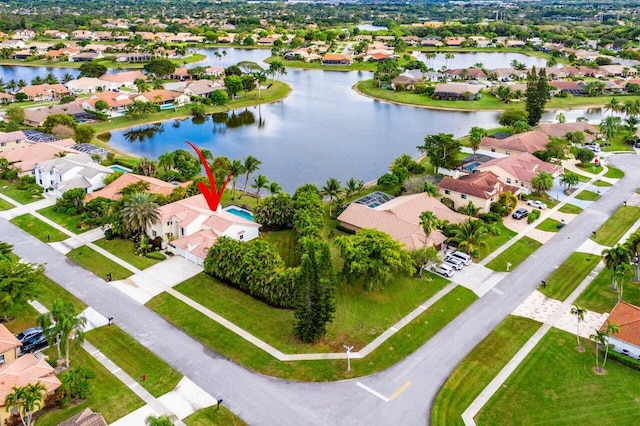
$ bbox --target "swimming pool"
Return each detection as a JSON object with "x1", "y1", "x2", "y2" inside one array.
[
  {"x1": 109, "y1": 165, "x2": 132, "y2": 173},
  {"x1": 224, "y1": 206, "x2": 254, "y2": 221}
]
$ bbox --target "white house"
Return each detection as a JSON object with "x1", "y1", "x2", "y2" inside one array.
[
  {"x1": 602, "y1": 301, "x2": 640, "y2": 360},
  {"x1": 34, "y1": 153, "x2": 113, "y2": 197},
  {"x1": 65, "y1": 77, "x2": 118, "y2": 94},
  {"x1": 147, "y1": 194, "x2": 261, "y2": 265}
]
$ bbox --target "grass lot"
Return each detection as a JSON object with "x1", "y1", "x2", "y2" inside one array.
[
  {"x1": 592, "y1": 179, "x2": 613, "y2": 187},
  {"x1": 260, "y1": 229, "x2": 299, "y2": 267},
  {"x1": 604, "y1": 166, "x2": 625, "y2": 179},
  {"x1": 184, "y1": 406, "x2": 247, "y2": 426},
  {"x1": 575, "y1": 267, "x2": 640, "y2": 314},
  {"x1": 66, "y1": 246, "x2": 133, "y2": 281},
  {"x1": 10, "y1": 214, "x2": 69, "y2": 242},
  {"x1": 0, "y1": 197, "x2": 14, "y2": 210},
  {"x1": 575, "y1": 163, "x2": 602, "y2": 175},
  {"x1": 575, "y1": 189, "x2": 600, "y2": 201},
  {"x1": 220, "y1": 189, "x2": 260, "y2": 211},
  {"x1": 539, "y1": 252, "x2": 600, "y2": 301},
  {"x1": 485, "y1": 237, "x2": 541, "y2": 272},
  {"x1": 86, "y1": 326, "x2": 182, "y2": 397},
  {"x1": 37, "y1": 206, "x2": 85, "y2": 234},
  {"x1": 93, "y1": 237, "x2": 163, "y2": 270},
  {"x1": 34, "y1": 346, "x2": 144, "y2": 425},
  {"x1": 174, "y1": 271, "x2": 450, "y2": 353},
  {"x1": 431, "y1": 316, "x2": 540, "y2": 426},
  {"x1": 476, "y1": 221, "x2": 517, "y2": 261},
  {"x1": 536, "y1": 218, "x2": 562, "y2": 232},
  {"x1": 0, "y1": 179, "x2": 43, "y2": 204},
  {"x1": 558, "y1": 203, "x2": 583, "y2": 214},
  {"x1": 147, "y1": 286, "x2": 476, "y2": 381},
  {"x1": 477, "y1": 328, "x2": 640, "y2": 426},
  {"x1": 592, "y1": 206, "x2": 640, "y2": 247}
]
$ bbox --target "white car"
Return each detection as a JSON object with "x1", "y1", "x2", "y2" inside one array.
[
  {"x1": 584, "y1": 143, "x2": 601, "y2": 152},
  {"x1": 431, "y1": 263, "x2": 455, "y2": 277},
  {"x1": 443, "y1": 256, "x2": 465, "y2": 270},
  {"x1": 446, "y1": 251, "x2": 472, "y2": 266},
  {"x1": 527, "y1": 200, "x2": 547, "y2": 209}
]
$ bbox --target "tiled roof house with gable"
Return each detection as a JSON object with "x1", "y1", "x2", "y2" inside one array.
[
  {"x1": 438, "y1": 171, "x2": 521, "y2": 213},
  {"x1": 475, "y1": 152, "x2": 563, "y2": 193},
  {"x1": 480, "y1": 131, "x2": 550, "y2": 155},
  {"x1": 34, "y1": 153, "x2": 113, "y2": 197},
  {"x1": 337, "y1": 192, "x2": 468, "y2": 250},
  {"x1": 601, "y1": 301, "x2": 640, "y2": 359}
]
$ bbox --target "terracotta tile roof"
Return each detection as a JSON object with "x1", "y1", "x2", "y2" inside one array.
[
  {"x1": 135, "y1": 89, "x2": 183, "y2": 103},
  {"x1": 537, "y1": 122, "x2": 598, "y2": 142},
  {"x1": 57, "y1": 408, "x2": 107, "y2": 426},
  {"x1": 322, "y1": 54, "x2": 353, "y2": 62},
  {"x1": 434, "y1": 83, "x2": 481, "y2": 95},
  {"x1": 0, "y1": 325, "x2": 20, "y2": 354},
  {"x1": 549, "y1": 81, "x2": 582, "y2": 91},
  {"x1": 438, "y1": 171, "x2": 504, "y2": 199},
  {"x1": 477, "y1": 152, "x2": 563, "y2": 183},
  {"x1": 480, "y1": 131, "x2": 549, "y2": 154},
  {"x1": 82, "y1": 90, "x2": 133, "y2": 109},
  {"x1": 85, "y1": 173, "x2": 189, "y2": 202},
  {"x1": 0, "y1": 354, "x2": 61, "y2": 407},
  {"x1": 0, "y1": 139, "x2": 76, "y2": 173},
  {"x1": 98, "y1": 70, "x2": 147, "y2": 84},
  {"x1": 337, "y1": 193, "x2": 468, "y2": 250},
  {"x1": 170, "y1": 228, "x2": 220, "y2": 260},
  {"x1": 602, "y1": 301, "x2": 640, "y2": 347},
  {"x1": 157, "y1": 194, "x2": 259, "y2": 230},
  {"x1": 18, "y1": 83, "x2": 69, "y2": 98}
]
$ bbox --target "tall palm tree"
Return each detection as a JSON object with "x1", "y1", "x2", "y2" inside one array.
[
  {"x1": 600, "y1": 115, "x2": 621, "y2": 140},
  {"x1": 251, "y1": 174, "x2": 269, "y2": 198},
  {"x1": 121, "y1": 192, "x2": 160, "y2": 239},
  {"x1": 229, "y1": 159, "x2": 245, "y2": 200},
  {"x1": 240, "y1": 155, "x2": 261, "y2": 199},
  {"x1": 157, "y1": 152, "x2": 175, "y2": 173},
  {"x1": 602, "y1": 244, "x2": 632, "y2": 291},
  {"x1": 252, "y1": 70, "x2": 267, "y2": 99},
  {"x1": 419, "y1": 211, "x2": 438, "y2": 239},
  {"x1": 448, "y1": 218, "x2": 488, "y2": 256},
  {"x1": 4, "y1": 383, "x2": 46, "y2": 426},
  {"x1": 444, "y1": 52, "x2": 454, "y2": 68},
  {"x1": 44, "y1": 72, "x2": 59, "y2": 84},
  {"x1": 38, "y1": 299, "x2": 87, "y2": 368},
  {"x1": 469, "y1": 126, "x2": 486, "y2": 158},
  {"x1": 17, "y1": 79, "x2": 27, "y2": 88},
  {"x1": 604, "y1": 97, "x2": 620, "y2": 116},
  {"x1": 6, "y1": 79, "x2": 17, "y2": 92},
  {"x1": 344, "y1": 177, "x2": 364, "y2": 198},
  {"x1": 267, "y1": 181, "x2": 282, "y2": 196},
  {"x1": 61, "y1": 72, "x2": 74, "y2": 83},
  {"x1": 559, "y1": 173, "x2": 579, "y2": 191},
  {"x1": 591, "y1": 329, "x2": 606, "y2": 373},
  {"x1": 530, "y1": 171, "x2": 554, "y2": 194},
  {"x1": 321, "y1": 178, "x2": 342, "y2": 216},
  {"x1": 601, "y1": 321, "x2": 620, "y2": 368},
  {"x1": 624, "y1": 230, "x2": 640, "y2": 282},
  {"x1": 570, "y1": 305, "x2": 586, "y2": 351},
  {"x1": 30, "y1": 76, "x2": 44, "y2": 86}
]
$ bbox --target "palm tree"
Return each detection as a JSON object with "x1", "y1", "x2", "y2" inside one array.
[
  {"x1": 38, "y1": 299, "x2": 87, "y2": 368},
  {"x1": 591, "y1": 329, "x2": 606, "y2": 373},
  {"x1": 494, "y1": 191, "x2": 517, "y2": 216},
  {"x1": 602, "y1": 244, "x2": 632, "y2": 291},
  {"x1": 239, "y1": 155, "x2": 261, "y2": 199},
  {"x1": 135, "y1": 78, "x2": 151, "y2": 93},
  {"x1": 17, "y1": 79, "x2": 27, "y2": 88},
  {"x1": 251, "y1": 174, "x2": 269, "y2": 198},
  {"x1": 559, "y1": 173, "x2": 580, "y2": 191},
  {"x1": 444, "y1": 52, "x2": 454, "y2": 68},
  {"x1": 121, "y1": 192, "x2": 160, "y2": 239},
  {"x1": 555, "y1": 112, "x2": 566, "y2": 123},
  {"x1": 44, "y1": 72, "x2": 59, "y2": 84},
  {"x1": 267, "y1": 181, "x2": 282, "y2": 196},
  {"x1": 624, "y1": 230, "x2": 640, "y2": 282},
  {"x1": 30, "y1": 76, "x2": 44, "y2": 86},
  {"x1": 600, "y1": 115, "x2": 621, "y2": 140},
  {"x1": 321, "y1": 178, "x2": 342, "y2": 216},
  {"x1": 229, "y1": 159, "x2": 245, "y2": 200},
  {"x1": 6, "y1": 79, "x2": 16, "y2": 92},
  {"x1": 570, "y1": 305, "x2": 586, "y2": 351},
  {"x1": 448, "y1": 218, "x2": 488, "y2": 256},
  {"x1": 4, "y1": 383, "x2": 47, "y2": 426},
  {"x1": 419, "y1": 211, "x2": 438, "y2": 239},
  {"x1": 530, "y1": 171, "x2": 554, "y2": 194},
  {"x1": 469, "y1": 126, "x2": 486, "y2": 159},
  {"x1": 604, "y1": 97, "x2": 620, "y2": 116},
  {"x1": 61, "y1": 72, "x2": 74, "y2": 83},
  {"x1": 344, "y1": 177, "x2": 364, "y2": 198},
  {"x1": 157, "y1": 152, "x2": 175, "y2": 173},
  {"x1": 252, "y1": 71, "x2": 267, "y2": 99},
  {"x1": 411, "y1": 245, "x2": 440, "y2": 278},
  {"x1": 616, "y1": 262, "x2": 633, "y2": 301},
  {"x1": 425, "y1": 52, "x2": 437, "y2": 69},
  {"x1": 423, "y1": 181, "x2": 439, "y2": 197},
  {"x1": 601, "y1": 321, "x2": 620, "y2": 368}
]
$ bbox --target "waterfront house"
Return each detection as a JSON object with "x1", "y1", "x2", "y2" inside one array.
[
  {"x1": 17, "y1": 83, "x2": 70, "y2": 102},
  {"x1": 65, "y1": 77, "x2": 117, "y2": 94},
  {"x1": 85, "y1": 173, "x2": 190, "y2": 203},
  {"x1": 321, "y1": 54, "x2": 353, "y2": 65},
  {"x1": 438, "y1": 171, "x2": 521, "y2": 213},
  {"x1": 475, "y1": 152, "x2": 563, "y2": 193},
  {"x1": 98, "y1": 70, "x2": 147, "y2": 90},
  {"x1": 432, "y1": 83, "x2": 481, "y2": 100},
  {"x1": 23, "y1": 103, "x2": 89, "y2": 127},
  {"x1": 131, "y1": 89, "x2": 191, "y2": 108},
  {"x1": 480, "y1": 131, "x2": 550, "y2": 155},
  {"x1": 537, "y1": 122, "x2": 598, "y2": 142},
  {"x1": 79, "y1": 90, "x2": 133, "y2": 117}
]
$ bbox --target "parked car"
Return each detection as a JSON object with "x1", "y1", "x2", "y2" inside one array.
[
  {"x1": 443, "y1": 256, "x2": 465, "y2": 270},
  {"x1": 512, "y1": 208, "x2": 528, "y2": 220},
  {"x1": 431, "y1": 263, "x2": 455, "y2": 277},
  {"x1": 21, "y1": 332, "x2": 48, "y2": 354},
  {"x1": 527, "y1": 200, "x2": 547, "y2": 209},
  {"x1": 446, "y1": 251, "x2": 472, "y2": 266},
  {"x1": 584, "y1": 143, "x2": 601, "y2": 152},
  {"x1": 15, "y1": 326, "x2": 43, "y2": 345}
]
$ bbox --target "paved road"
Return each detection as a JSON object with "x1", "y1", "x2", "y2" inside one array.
[{"x1": 2, "y1": 153, "x2": 637, "y2": 425}]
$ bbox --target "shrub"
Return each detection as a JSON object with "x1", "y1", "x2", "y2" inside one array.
[
  {"x1": 440, "y1": 197, "x2": 455, "y2": 210},
  {"x1": 527, "y1": 209, "x2": 541, "y2": 223},
  {"x1": 377, "y1": 173, "x2": 399, "y2": 187},
  {"x1": 104, "y1": 229, "x2": 114, "y2": 240},
  {"x1": 479, "y1": 211, "x2": 501, "y2": 224}
]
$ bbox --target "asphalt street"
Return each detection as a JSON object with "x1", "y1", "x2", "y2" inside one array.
[{"x1": 1, "y1": 153, "x2": 637, "y2": 425}]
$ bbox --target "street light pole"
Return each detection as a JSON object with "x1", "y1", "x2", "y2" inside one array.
[{"x1": 344, "y1": 345, "x2": 354, "y2": 371}]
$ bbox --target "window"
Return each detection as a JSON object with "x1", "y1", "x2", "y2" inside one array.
[
  {"x1": 0, "y1": 142, "x2": 5, "y2": 147},
  {"x1": 521, "y1": 182, "x2": 525, "y2": 187},
  {"x1": 239, "y1": 235, "x2": 244, "y2": 240},
  {"x1": 491, "y1": 148, "x2": 496, "y2": 152},
  {"x1": 461, "y1": 194, "x2": 467, "y2": 199},
  {"x1": 505, "y1": 151, "x2": 510, "y2": 155},
  {"x1": 490, "y1": 197, "x2": 494, "y2": 202},
  {"x1": 0, "y1": 354, "x2": 4, "y2": 365},
  {"x1": 515, "y1": 180, "x2": 519, "y2": 184},
  {"x1": 506, "y1": 178, "x2": 511, "y2": 184},
  {"x1": 444, "y1": 189, "x2": 450, "y2": 195},
  {"x1": 180, "y1": 228, "x2": 184, "y2": 236}
]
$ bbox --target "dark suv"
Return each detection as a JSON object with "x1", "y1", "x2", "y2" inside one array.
[
  {"x1": 15, "y1": 327, "x2": 43, "y2": 345},
  {"x1": 21, "y1": 332, "x2": 49, "y2": 354},
  {"x1": 512, "y1": 208, "x2": 528, "y2": 220}
]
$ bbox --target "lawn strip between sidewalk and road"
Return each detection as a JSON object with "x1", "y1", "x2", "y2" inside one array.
[
  {"x1": 539, "y1": 252, "x2": 601, "y2": 301},
  {"x1": 485, "y1": 237, "x2": 541, "y2": 272},
  {"x1": 93, "y1": 237, "x2": 164, "y2": 270},
  {"x1": 575, "y1": 266, "x2": 640, "y2": 314},
  {"x1": 10, "y1": 213, "x2": 69, "y2": 242},
  {"x1": 66, "y1": 246, "x2": 133, "y2": 281},
  {"x1": 592, "y1": 205, "x2": 640, "y2": 247},
  {"x1": 37, "y1": 205, "x2": 85, "y2": 234}
]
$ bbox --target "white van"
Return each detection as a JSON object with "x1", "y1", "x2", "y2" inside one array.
[{"x1": 446, "y1": 251, "x2": 472, "y2": 266}]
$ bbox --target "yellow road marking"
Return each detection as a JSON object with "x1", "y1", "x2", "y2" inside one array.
[{"x1": 389, "y1": 381, "x2": 411, "y2": 401}]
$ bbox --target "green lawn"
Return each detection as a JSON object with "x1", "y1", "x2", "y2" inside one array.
[
  {"x1": 93, "y1": 237, "x2": 163, "y2": 270},
  {"x1": 558, "y1": 203, "x2": 583, "y2": 214},
  {"x1": 477, "y1": 328, "x2": 640, "y2": 426},
  {"x1": 485, "y1": 237, "x2": 541, "y2": 272},
  {"x1": 260, "y1": 229, "x2": 299, "y2": 267},
  {"x1": 431, "y1": 316, "x2": 540, "y2": 426},
  {"x1": 34, "y1": 346, "x2": 144, "y2": 425},
  {"x1": 0, "y1": 197, "x2": 14, "y2": 210},
  {"x1": 575, "y1": 189, "x2": 600, "y2": 201},
  {"x1": 66, "y1": 246, "x2": 133, "y2": 281},
  {"x1": 0, "y1": 179, "x2": 43, "y2": 204},
  {"x1": 536, "y1": 218, "x2": 562, "y2": 232},
  {"x1": 147, "y1": 286, "x2": 476, "y2": 381},
  {"x1": 184, "y1": 406, "x2": 247, "y2": 426},
  {"x1": 604, "y1": 166, "x2": 625, "y2": 179},
  {"x1": 592, "y1": 206, "x2": 640, "y2": 247},
  {"x1": 174, "y1": 271, "x2": 450, "y2": 353},
  {"x1": 86, "y1": 326, "x2": 182, "y2": 397},
  {"x1": 592, "y1": 179, "x2": 613, "y2": 187},
  {"x1": 539, "y1": 252, "x2": 601, "y2": 301},
  {"x1": 10, "y1": 214, "x2": 69, "y2": 242},
  {"x1": 575, "y1": 267, "x2": 640, "y2": 314},
  {"x1": 37, "y1": 206, "x2": 85, "y2": 234},
  {"x1": 476, "y1": 221, "x2": 517, "y2": 261}
]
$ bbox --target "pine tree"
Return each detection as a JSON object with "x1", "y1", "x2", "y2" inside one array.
[
  {"x1": 525, "y1": 67, "x2": 550, "y2": 127},
  {"x1": 294, "y1": 240, "x2": 336, "y2": 343}
]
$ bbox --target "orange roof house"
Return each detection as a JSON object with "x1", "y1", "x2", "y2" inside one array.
[
  {"x1": 601, "y1": 301, "x2": 640, "y2": 359},
  {"x1": 537, "y1": 122, "x2": 598, "y2": 142},
  {"x1": 476, "y1": 152, "x2": 563, "y2": 192},
  {"x1": 321, "y1": 54, "x2": 353, "y2": 65},
  {"x1": 0, "y1": 138, "x2": 76, "y2": 175},
  {"x1": 438, "y1": 171, "x2": 521, "y2": 213},
  {"x1": 85, "y1": 173, "x2": 190, "y2": 202},
  {"x1": 337, "y1": 192, "x2": 468, "y2": 250},
  {"x1": 17, "y1": 84, "x2": 70, "y2": 102},
  {"x1": 480, "y1": 131, "x2": 550, "y2": 155}
]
